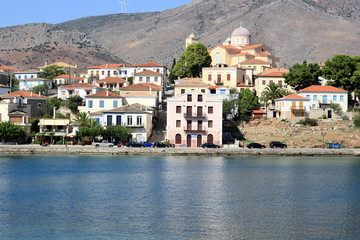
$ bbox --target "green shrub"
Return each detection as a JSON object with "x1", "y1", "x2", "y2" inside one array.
[
  {"x1": 354, "y1": 114, "x2": 360, "y2": 128},
  {"x1": 322, "y1": 114, "x2": 327, "y2": 119},
  {"x1": 297, "y1": 118, "x2": 318, "y2": 126}
]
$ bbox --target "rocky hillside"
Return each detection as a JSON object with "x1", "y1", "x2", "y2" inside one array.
[{"x1": 0, "y1": 0, "x2": 359, "y2": 70}]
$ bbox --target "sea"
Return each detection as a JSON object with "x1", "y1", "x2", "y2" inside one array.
[{"x1": 0, "y1": 155, "x2": 359, "y2": 239}]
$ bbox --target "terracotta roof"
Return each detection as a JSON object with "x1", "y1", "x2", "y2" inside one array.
[
  {"x1": 277, "y1": 94, "x2": 309, "y2": 100},
  {"x1": 208, "y1": 85, "x2": 229, "y2": 90},
  {"x1": 217, "y1": 45, "x2": 241, "y2": 50},
  {"x1": 9, "y1": 110, "x2": 30, "y2": 116},
  {"x1": 233, "y1": 52, "x2": 254, "y2": 56},
  {"x1": 252, "y1": 109, "x2": 266, "y2": 114},
  {"x1": 90, "y1": 105, "x2": 150, "y2": 114},
  {"x1": 54, "y1": 75, "x2": 84, "y2": 80},
  {"x1": 298, "y1": 85, "x2": 348, "y2": 93},
  {"x1": 59, "y1": 83, "x2": 100, "y2": 89},
  {"x1": 86, "y1": 90, "x2": 123, "y2": 98},
  {"x1": 88, "y1": 64, "x2": 130, "y2": 69},
  {"x1": 256, "y1": 51, "x2": 271, "y2": 56},
  {"x1": 40, "y1": 62, "x2": 77, "y2": 68},
  {"x1": 120, "y1": 83, "x2": 162, "y2": 91},
  {"x1": 237, "y1": 83, "x2": 254, "y2": 87},
  {"x1": 97, "y1": 77, "x2": 126, "y2": 83},
  {"x1": 241, "y1": 59, "x2": 270, "y2": 64},
  {"x1": 133, "y1": 62, "x2": 165, "y2": 68},
  {"x1": 18, "y1": 78, "x2": 51, "y2": 81},
  {"x1": 122, "y1": 92, "x2": 158, "y2": 96},
  {"x1": 241, "y1": 44, "x2": 265, "y2": 49},
  {"x1": 135, "y1": 70, "x2": 162, "y2": 76},
  {"x1": 257, "y1": 71, "x2": 286, "y2": 77},
  {"x1": 1, "y1": 90, "x2": 47, "y2": 98},
  {"x1": 0, "y1": 65, "x2": 21, "y2": 71}
]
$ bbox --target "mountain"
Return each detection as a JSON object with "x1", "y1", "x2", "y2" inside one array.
[{"x1": 0, "y1": 0, "x2": 359, "y2": 70}]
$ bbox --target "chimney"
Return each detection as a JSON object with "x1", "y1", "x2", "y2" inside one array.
[{"x1": 106, "y1": 90, "x2": 109, "y2": 96}]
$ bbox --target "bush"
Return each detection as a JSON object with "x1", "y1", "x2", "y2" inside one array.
[
  {"x1": 322, "y1": 114, "x2": 327, "y2": 119},
  {"x1": 354, "y1": 114, "x2": 360, "y2": 128},
  {"x1": 297, "y1": 118, "x2": 318, "y2": 126}
]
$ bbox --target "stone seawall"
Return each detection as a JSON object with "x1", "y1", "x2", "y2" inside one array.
[{"x1": 1, "y1": 145, "x2": 360, "y2": 156}]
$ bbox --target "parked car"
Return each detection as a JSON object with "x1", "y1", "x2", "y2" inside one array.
[
  {"x1": 201, "y1": 143, "x2": 220, "y2": 148},
  {"x1": 247, "y1": 143, "x2": 266, "y2": 149},
  {"x1": 142, "y1": 142, "x2": 154, "y2": 147},
  {"x1": 153, "y1": 142, "x2": 170, "y2": 148},
  {"x1": 269, "y1": 141, "x2": 287, "y2": 148},
  {"x1": 92, "y1": 141, "x2": 114, "y2": 147},
  {"x1": 126, "y1": 142, "x2": 145, "y2": 148}
]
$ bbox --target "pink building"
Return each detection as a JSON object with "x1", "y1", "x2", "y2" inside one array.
[{"x1": 166, "y1": 91, "x2": 223, "y2": 147}]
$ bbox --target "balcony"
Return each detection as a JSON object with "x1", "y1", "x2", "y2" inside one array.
[
  {"x1": 291, "y1": 107, "x2": 305, "y2": 112},
  {"x1": 183, "y1": 113, "x2": 206, "y2": 119},
  {"x1": 215, "y1": 81, "x2": 223, "y2": 86},
  {"x1": 183, "y1": 126, "x2": 207, "y2": 133}
]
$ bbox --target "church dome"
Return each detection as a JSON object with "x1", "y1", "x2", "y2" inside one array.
[{"x1": 231, "y1": 26, "x2": 251, "y2": 37}]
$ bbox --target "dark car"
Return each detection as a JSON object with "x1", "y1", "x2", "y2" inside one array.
[
  {"x1": 153, "y1": 142, "x2": 170, "y2": 148},
  {"x1": 126, "y1": 142, "x2": 145, "y2": 148},
  {"x1": 269, "y1": 141, "x2": 287, "y2": 148},
  {"x1": 142, "y1": 142, "x2": 154, "y2": 147},
  {"x1": 201, "y1": 143, "x2": 220, "y2": 148},
  {"x1": 247, "y1": 142, "x2": 266, "y2": 149}
]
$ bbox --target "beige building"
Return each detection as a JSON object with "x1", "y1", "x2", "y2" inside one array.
[
  {"x1": 78, "y1": 90, "x2": 124, "y2": 114},
  {"x1": 96, "y1": 77, "x2": 127, "y2": 91},
  {"x1": 39, "y1": 62, "x2": 78, "y2": 76},
  {"x1": 202, "y1": 67, "x2": 253, "y2": 90},
  {"x1": 275, "y1": 94, "x2": 310, "y2": 120},
  {"x1": 87, "y1": 64, "x2": 134, "y2": 80},
  {"x1": 254, "y1": 69, "x2": 293, "y2": 97},
  {"x1": 134, "y1": 70, "x2": 164, "y2": 90},
  {"x1": 174, "y1": 79, "x2": 209, "y2": 96},
  {"x1": 53, "y1": 75, "x2": 85, "y2": 86},
  {"x1": 119, "y1": 83, "x2": 162, "y2": 108}
]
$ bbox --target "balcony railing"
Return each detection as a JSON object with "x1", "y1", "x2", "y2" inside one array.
[
  {"x1": 183, "y1": 113, "x2": 206, "y2": 118},
  {"x1": 183, "y1": 126, "x2": 207, "y2": 133},
  {"x1": 215, "y1": 81, "x2": 223, "y2": 85}
]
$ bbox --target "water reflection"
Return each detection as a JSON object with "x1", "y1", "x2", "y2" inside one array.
[{"x1": 0, "y1": 155, "x2": 359, "y2": 239}]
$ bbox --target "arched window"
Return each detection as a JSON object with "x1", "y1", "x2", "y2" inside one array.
[
  {"x1": 175, "y1": 134, "x2": 182, "y2": 144},
  {"x1": 207, "y1": 134, "x2": 214, "y2": 144},
  {"x1": 215, "y1": 52, "x2": 222, "y2": 65}
]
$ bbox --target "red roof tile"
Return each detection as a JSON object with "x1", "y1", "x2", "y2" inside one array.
[
  {"x1": 241, "y1": 59, "x2": 270, "y2": 64},
  {"x1": 135, "y1": 70, "x2": 162, "y2": 76},
  {"x1": 0, "y1": 65, "x2": 21, "y2": 71},
  {"x1": 298, "y1": 85, "x2": 348, "y2": 93},
  {"x1": 278, "y1": 94, "x2": 309, "y2": 100},
  {"x1": 257, "y1": 71, "x2": 286, "y2": 77},
  {"x1": 252, "y1": 109, "x2": 266, "y2": 114},
  {"x1": 217, "y1": 45, "x2": 241, "y2": 50},
  {"x1": 2, "y1": 90, "x2": 47, "y2": 98},
  {"x1": 88, "y1": 64, "x2": 130, "y2": 69},
  {"x1": 241, "y1": 44, "x2": 265, "y2": 49},
  {"x1": 54, "y1": 75, "x2": 84, "y2": 80},
  {"x1": 59, "y1": 83, "x2": 100, "y2": 89},
  {"x1": 133, "y1": 62, "x2": 165, "y2": 68},
  {"x1": 237, "y1": 83, "x2": 254, "y2": 87},
  {"x1": 97, "y1": 77, "x2": 126, "y2": 83},
  {"x1": 87, "y1": 90, "x2": 123, "y2": 98},
  {"x1": 120, "y1": 83, "x2": 162, "y2": 91},
  {"x1": 208, "y1": 86, "x2": 229, "y2": 90}
]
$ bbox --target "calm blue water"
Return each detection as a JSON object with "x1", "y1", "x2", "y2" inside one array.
[{"x1": 0, "y1": 155, "x2": 359, "y2": 239}]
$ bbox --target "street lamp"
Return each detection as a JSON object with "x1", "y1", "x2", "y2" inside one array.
[{"x1": 321, "y1": 132, "x2": 326, "y2": 148}]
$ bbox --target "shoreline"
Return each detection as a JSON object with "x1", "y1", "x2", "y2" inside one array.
[{"x1": 0, "y1": 145, "x2": 359, "y2": 156}]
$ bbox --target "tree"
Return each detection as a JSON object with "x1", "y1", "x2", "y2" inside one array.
[
  {"x1": 321, "y1": 55, "x2": 358, "y2": 92},
  {"x1": 103, "y1": 126, "x2": 131, "y2": 141},
  {"x1": 260, "y1": 82, "x2": 287, "y2": 105},
  {"x1": 168, "y1": 58, "x2": 177, "y2": 83},
  {"x1": 0, "y1": 121, "x2": 26, "y2": 143},
  {"x1": 329, "y1": 103, "x2": 342, "y2": 113},
  {"x1": 238, "y1": 89, "x2": 259, "y2": 121},
  {"x1": 171, "y1": 43, "x2": 211, "y2": 79},
  {"x1": 32, "y1": 84, "x2": 48, "y2": 95},
  {"x1": 40, "y1": 65, "x2": 66, "y2": 80},
  {"x1": 283, "y1": 61, "x2": 322, "y2": 91},
  {"x1": 65, "y1": 95, "x2": 83, "y2": 113},
  {"x1": 76, "y1": 118, "x2": 102, "y2": 143},
  {"x1": 74, "y1": 112, "x2": 91, "y2": 127},
  {"x1": 47, "y1": 97, "x2": 63, "y2": 114}
]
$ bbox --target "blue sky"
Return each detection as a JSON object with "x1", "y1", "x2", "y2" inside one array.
[{"x1": 0, "y1": 0, "x2": 192, "y2": 28}]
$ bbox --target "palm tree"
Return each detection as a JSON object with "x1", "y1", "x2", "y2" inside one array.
[
  {"x1": 74, "y1": 112, "x2": 91, "y2": 127},
  {"x1": 260, "y1": 82, "x2": 287, "y2": 106}
]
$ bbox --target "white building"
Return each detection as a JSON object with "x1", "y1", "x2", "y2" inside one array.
[
  {"x1": 87, "y1": 64, "x2": 134, "y2": 80},
  {"x1": 14, "y1": 69, "x2": 41, "y2": 81},
  {"x1": 57, "y1": 83, "x2": 103, "y2": 100},
  {"x1": 78, "y1": 90, "x2": 124, "y2": 114},
  {"x1": 18, "y1": 78, "x2": 53, "y2": 91}
]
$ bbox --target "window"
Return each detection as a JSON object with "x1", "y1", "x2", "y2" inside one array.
[
  {"x1": 154, "y1": 77, "x2": 158, "y2": 82},
  {"x1": 181, "y1": 89, "x2": 185, "y2": 94},
  {"x1": 88, "y1": 100, "x2": 93, "y2": 108},
  {"x1": 102, "y1": 71, "x2": 105, "y2": 75},
  {"x1": 187, "y1": 94, "x2": 192, "y2": 102},
  {"x1": 208, "y1": 74, "x2": 212, "y2": 81},
  {"x1": 269, "y1": 80, "x2": 273, "y2": 84},
  {"x1": 201, "y1": 89, "x2": 205, "y2": 93},
  {"x1": 198, "y1": 95, "x2": 203, "y2": 102},
  {"x1": 208, "y1": 120, "x2": 213, "y2": 128},
  {"x1": 37, "y1": 103, "x2": 42, "y2": 109},
  {"x1": 340, "y1": 95, "x2": 344, "y2": 101},
  {"x1": 278, "y1": 80, "x2": 283, "y2": 86},
  {"x1": 227, "y1": 74, "x2": 231, "y2": 81},
  {"x1": 175, "y1": 134, "x2": 182, "y2": 144},
  {"x1": 139, "y1": 77, "x2": 143, "y2": 82},
  {"x1": 262, "y1": 80, "x2": 266, "y2": 85},
  {"x1": 18, "y1": 75, "x2": 21, "y2": 79},
  {"x1": 306, "y1": 95, "x2": 310, "y2": 99},
  {"x1": 99, "y1": 100, "x2": 104, "y2": 108},
  {"x1": 333, "y1": 95, "x2": 337, "y2": 102},
  {"x1": 220, "y1": 89, "x2": 226, "y2": 95},
  {"x1": 146, "y1": 77, "x2": 150, "y2": 83},
  {"x1": 113, "y1": 100, "x2": 118, "y2": 108},
  {"x1": 217, "y1": 74, "x2": 221, "y2": 82},
  {"x1": 176, "y1": 120, "x2": 181, "y2": 128},
  {"x1": 176, "y1": 106, "x2": 181, "y2": 113},
  {"x1": 137, "y1": 116, "x2": 142, "y2": 126},
  {"x1": 107, "y1": 115, "x2": 112, "y2": 126},
  {"x1": 208, "y1": 106, "x2": 213, "y2": 114},
  {"x1": 313, "y1": 95, "x2": 317, "y2": 101},
  {"x1": 127, "y1": 116, "x2": 132, "y2": 125},
  {"x1": 312, "y1": 104, "x2": 316, "y2": 109},
  {"x1": 116, "y1": 116, "x2": 122, "y2": 126},
  {"x1": 215, "y1": 52, "x2": 221, "y2": 65}
]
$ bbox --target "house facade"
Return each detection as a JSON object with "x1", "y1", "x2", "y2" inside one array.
[
  {"x1": 39, "y1": 62, "x2": 78, "y2": 76},
  {"x1": 254, "y1": 69, "x2": 293, "y2": 97},
  {"x1": 174, "y1": 79, "x2": 209, "y2": 96},
  {"x1": 87, "y1": 64, "x2": 134, "y2": 80},
  {"x1": 96, "y1": 77, "x2": 127, "y2": 91},
  {"x1": 119, "y1": 83, "x2": 162, "y2": 108},
  {"x1": 166, "y1": 91, "x2": 223, "y2": 147},
  {"x1": 18, "y1": 78, "x2": 53, "y2": 91},
  {"x1": 53, "y1": 75, "x2": 85, "y2": 86},
  {"x1": 57, "y1": 83, "x2": 103, "y2": 100},
  {"x1": 202, "y1": 67, "x2": 251, "y2": 89},
  {"x1": 78, "y1": 90, "x2": 124, "y2": 114},
  {"x1": 297, "y1": 85, "x2": 348, "y2": 113},
  {"x1": 14, "y1": 69, "x2": 41, "y2": 81},
  {"x1": 133, "y1": 70, "x2": 164, "y2": 89},
  {"x1": 275, "y1": 94, "x2": 310, "y2": 119},
  {"x1": 90, "y1": 105, "x2": 153, "y2": 142}
]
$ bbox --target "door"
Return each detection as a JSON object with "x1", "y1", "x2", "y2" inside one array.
[
  {"x1": 187, "y1": 134, "x2": 192, "y2": 147},
  {"x1": 328, "y1": 110, "x2": 332, "y2": 118},
  {"x1": 197, "y1": 135, "x2": 202, "y2": 147},
  {"x1": 197, "y1": 106, "x2": 203, "y2": 117},
  {"x1": 207, "y1": 134, "x2": 214, "y2": 144}
]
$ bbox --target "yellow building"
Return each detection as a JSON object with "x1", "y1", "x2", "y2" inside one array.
[
  {"x1": 254, "y1": 69, "x2": 293, "y2": 97},
  {"x1": 174, "y1": 78, "x2": 209, "y2": 96},
  {"x1": 185, "y1": 33, "x2": 199, "y2": 48},
  {"x1": 39, "y1": 62, "x2": 78, "y2": 76}
]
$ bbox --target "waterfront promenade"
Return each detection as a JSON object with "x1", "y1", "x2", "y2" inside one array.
[{"x1": 0, "y1": 144, "x2": 359, "y2": 156}]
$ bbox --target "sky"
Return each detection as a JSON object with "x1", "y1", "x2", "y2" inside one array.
[{"x1": 0, "y1": 0, "x2": 192, "y2": 28}]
